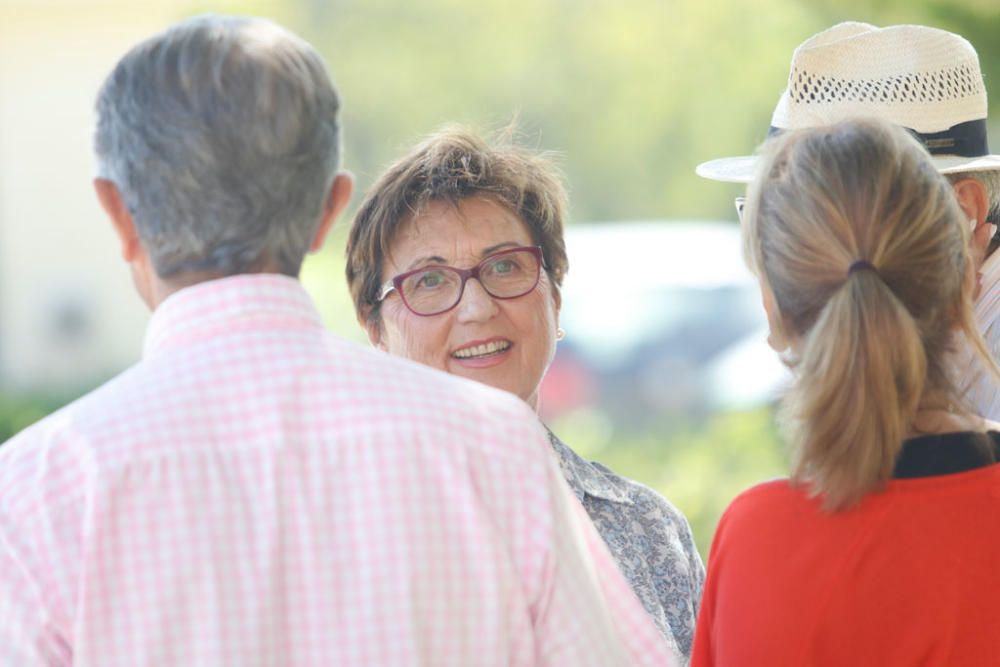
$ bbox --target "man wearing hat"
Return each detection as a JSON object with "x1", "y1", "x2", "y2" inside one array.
[{"x1": 698, "y1": 21, "x2": 1000, "y2": 418}]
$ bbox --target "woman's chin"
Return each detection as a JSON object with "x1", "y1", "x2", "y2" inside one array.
[{"x1": 450, "y1": 362, "x2": 532, "y2": 403}]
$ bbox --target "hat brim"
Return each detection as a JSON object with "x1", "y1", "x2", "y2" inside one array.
[{"x1": 696, "y1": 154, "x2": 1000, "y2": 184}]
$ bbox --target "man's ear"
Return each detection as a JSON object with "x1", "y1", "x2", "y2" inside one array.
[
  {"x1": 952, "y1": 177, "x2": 989, "y2": 224},
  {"x1": 310, "y1": 172, "x2": 354, "y2": 253},
  {"x1": 951, "y1": 177, "x2": 993, "y2": 265},
  {"x1": 94, "y1": 178, "x2": 143, "y2": 263}
]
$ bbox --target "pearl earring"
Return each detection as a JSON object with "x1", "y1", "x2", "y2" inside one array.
[{"x1": 555, "y1": 327, "x2": 565, "y2": 341}]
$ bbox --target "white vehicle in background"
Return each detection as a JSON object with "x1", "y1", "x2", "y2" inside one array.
[{"x1": 538, "y1": 221, "x2": 790, "y2": 426}]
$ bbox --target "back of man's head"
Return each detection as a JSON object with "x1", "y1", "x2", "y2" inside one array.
[{"x1": 95, "y1": 15, "x2": 341, "y2": 278}]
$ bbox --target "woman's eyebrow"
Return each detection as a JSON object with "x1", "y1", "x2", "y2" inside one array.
[
  {"x1": 403, "y1": 242, "x2": 523, "y2": 271},
  {"x1": 480, "y1": 241, "x2": 521, "y2": 256},
  {"x1": 404, "y1": 255, "x2": 448, "y2": 271}
]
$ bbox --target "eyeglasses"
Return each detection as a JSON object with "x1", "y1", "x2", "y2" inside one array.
[
  {"x1": 734, "y1": 196, "x2": 746, "y2": 223},
  {"x1": 378, "y1": 245, "x2": 544, "y2": 316}
]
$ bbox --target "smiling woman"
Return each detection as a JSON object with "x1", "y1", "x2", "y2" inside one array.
[
  {"x1": 345, "y1": 126, "x2": 706, "y2": 658},
  {"x1": 373, "y1": 198, "x2": 559, "y2": 409}
]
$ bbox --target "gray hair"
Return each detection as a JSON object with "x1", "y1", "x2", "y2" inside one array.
[{"x1": 94, "y1": 15, "x2": 342, "y2": 277}]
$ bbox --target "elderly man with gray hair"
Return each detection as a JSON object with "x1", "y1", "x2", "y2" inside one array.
[{"x1": 0, "y1": 15, "x2": 675, "y2": 666}]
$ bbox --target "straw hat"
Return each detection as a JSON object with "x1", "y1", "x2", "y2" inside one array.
[{"x1": 697, "y1": 22, "x2": 1000, "y2": 183}]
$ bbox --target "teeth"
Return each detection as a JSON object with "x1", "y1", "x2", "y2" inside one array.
[{"x1": 453, "y1": 340, "x2": 511, "y2": 359}]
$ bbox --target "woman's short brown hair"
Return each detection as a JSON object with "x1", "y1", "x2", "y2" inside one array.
[{"x1": 346, "y1": 126, "x2": 569, "y2": 328}]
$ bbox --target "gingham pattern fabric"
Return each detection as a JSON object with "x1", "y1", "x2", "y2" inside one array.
[
  {"x1": 0, "y1": 274, "x2": 676, "y2": 667},
  {"x1": 972, "y1": 251, "x2": 1000, "y2": 419}
]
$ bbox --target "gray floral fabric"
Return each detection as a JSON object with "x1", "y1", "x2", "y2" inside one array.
[{"x1": 547, "y1": 428, "x2": 704, "y2": 661}]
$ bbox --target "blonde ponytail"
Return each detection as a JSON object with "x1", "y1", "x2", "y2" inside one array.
[
  {"x1": 783, "y1": 273, "x2": 926, "y2": 509},
  {"x1": 743, "y1": 118, "x2": 995, "y2": 509}
]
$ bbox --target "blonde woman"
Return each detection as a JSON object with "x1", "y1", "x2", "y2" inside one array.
[{"x1": 692, "y1": 119, "x2": 1000, "y2": 666}]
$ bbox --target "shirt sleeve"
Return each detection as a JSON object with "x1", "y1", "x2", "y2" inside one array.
[
  {"x1": 0, "y1": 526, "x2": 70, "y2": 666},
  {"x1": 971, "y1": 252, "x2": 1000, "y2": 419},
  {"x1": 526, "y1": 422, "x2": 680, "y2": 667}
]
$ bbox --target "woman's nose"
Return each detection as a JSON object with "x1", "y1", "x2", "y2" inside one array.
[{"x1": 455, "y1": 278, "x2": 499, "y2": 322}]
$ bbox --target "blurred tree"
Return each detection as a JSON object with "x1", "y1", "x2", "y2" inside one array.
[
  {"x1": 248, "y1": 0, "x2": 817, "y2": 224},
  {"x1": 287, "y1": 0, "x2": 997, "y2": 227}
]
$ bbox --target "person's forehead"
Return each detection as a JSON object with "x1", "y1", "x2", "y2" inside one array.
[
  {"x1": 395, "y1": 199, "x2": 530, "y2": 249},
  {"x1": 383, "y1": 197, "x2": 532, "y2": 270}
]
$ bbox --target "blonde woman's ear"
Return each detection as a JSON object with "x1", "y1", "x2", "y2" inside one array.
[{"x1": 760, "y1": 280, "x2": 791, "y2": 353}]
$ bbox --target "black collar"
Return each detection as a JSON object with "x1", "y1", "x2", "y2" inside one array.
[{"x1": 892, "y1": 431, "x2": 1000, "y2": 479}]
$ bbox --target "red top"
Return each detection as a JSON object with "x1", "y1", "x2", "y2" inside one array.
[{"x1": 692, "y1": 433, "x2": 1000, "y2": 667}]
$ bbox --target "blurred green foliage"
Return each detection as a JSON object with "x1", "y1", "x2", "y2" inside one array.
[
  {"x1": 0, "y1": 395, "x2": 62, "y2": 443},
  {"x1": 197, "y1": 0, "x2": 1000, "y2": 227}
]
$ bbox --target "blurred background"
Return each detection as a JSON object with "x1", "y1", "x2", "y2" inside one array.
[{"x1": 1, "y1": 0, "x2": 997, "y2": 557}]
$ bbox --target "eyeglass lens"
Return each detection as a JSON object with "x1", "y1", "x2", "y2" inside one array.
[{"x1": 400, "y1": 248, "x2": 541, "y2": 315}]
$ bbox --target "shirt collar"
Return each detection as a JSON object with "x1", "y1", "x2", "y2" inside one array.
[
  {"x1": 143, "y1": 274, "x2": 325, "y2": 359},
  {"x1": 977, "y1": 249, "x2": 1000, "y2": 322},
  {"x1": 892, "y1": 431, "x2": 1000, "y2": 479},
  {"x1": 545, "y1": 427, "x2": 633, "y2": 505}
]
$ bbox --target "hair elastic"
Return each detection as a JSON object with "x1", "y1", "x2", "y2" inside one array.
[{"x1": 847, "y1": 260, "x2": 878, "y2": 276}]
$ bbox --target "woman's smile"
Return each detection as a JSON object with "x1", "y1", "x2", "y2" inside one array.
[{"x1": 450, "y1": 337, "x2": 514, "y2": 367}]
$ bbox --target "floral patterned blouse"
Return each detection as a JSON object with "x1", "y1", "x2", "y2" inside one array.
[{"x1": 547, "y1": 428, "x2": 705, "y2": 661}]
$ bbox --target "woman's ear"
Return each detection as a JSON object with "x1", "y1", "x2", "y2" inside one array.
[
  {"x1": 362, "y1": 310, "x2": 386, "y2": 350},
  {"x1": 760, "y1": 279, "x2": 790, "y2": 353}
]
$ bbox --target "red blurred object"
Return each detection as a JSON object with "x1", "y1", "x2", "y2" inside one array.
[{"x1": 538, "y1": 350, "x2": 597, "y2": 419}]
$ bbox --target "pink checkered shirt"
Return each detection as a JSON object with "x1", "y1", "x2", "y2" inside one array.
[{"x1": 0, "y1": 274, "x2": 676, "y2": 666}]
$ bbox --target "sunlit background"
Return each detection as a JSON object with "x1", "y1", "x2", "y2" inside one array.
[{"x1": 1, "y1": 0, "x2": 998, "y2": 556}]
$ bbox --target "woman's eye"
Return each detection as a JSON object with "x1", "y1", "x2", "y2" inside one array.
[
  {"x1": 416, "y1": 271, "x2": 445, "y2": 288},
  {"x1": 491, "y1": 259, "x2": 517, "y2": 274}
]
